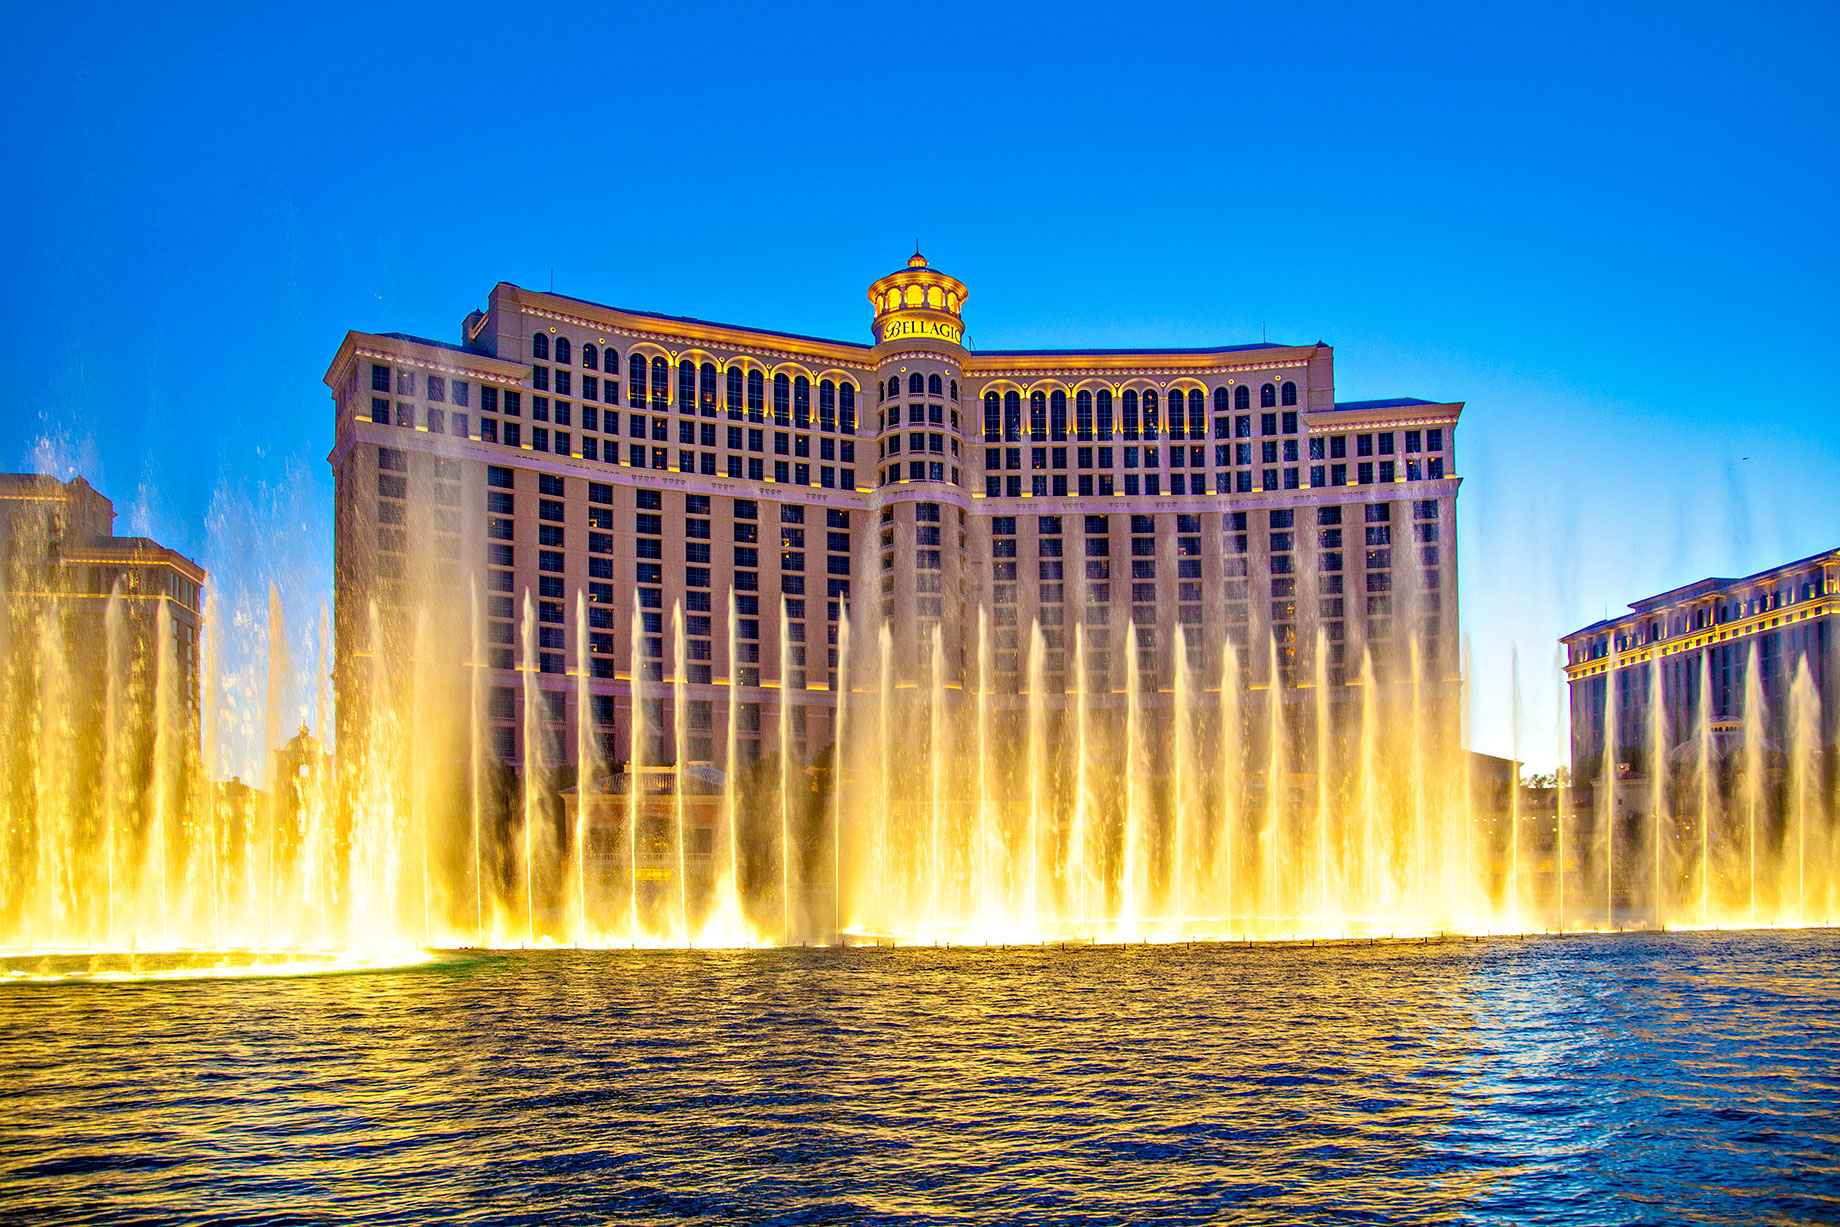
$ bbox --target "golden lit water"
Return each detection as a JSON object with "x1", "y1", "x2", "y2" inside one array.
[{"x1": 3, "y1": 930, "x2": 1838, "y2": 1224}]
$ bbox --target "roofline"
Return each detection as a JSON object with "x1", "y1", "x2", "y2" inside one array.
[{"x1": 1561, "y1": 546, "x2": 1840, "y2": 641}]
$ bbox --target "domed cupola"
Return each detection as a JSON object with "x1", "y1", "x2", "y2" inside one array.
[{"x1": 867, "y1": 250, "x2": 968, "y2": 349}]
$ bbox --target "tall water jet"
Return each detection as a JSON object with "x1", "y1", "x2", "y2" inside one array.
[
  {"x1": 1071, "y1": 621, "x2": 1088, "y2": 933},
  {"x1": 976, "y1": 607, "x2": 992, "y2": 924},
  {"x1": 1648, "y1": 651, "x2": 1667, "y2": 928},
  {"x1": 519, "y1": 594, "x2": 540, "y2": 946},
  {"x1": 1218, "y1": 645, "x2": 1242, "y2": 936},
  {"x1": 1357, "y1": 647, "x2": 1379, "y2": 921},
  {"x1": 1122, "y1": 632, "x2": 1143, "y2": 935},
  {"x1": 152, "y1": 599, "x2": 175, "y2": 946},
  {"x1": 1026, "y1": 620, "x2": 1044, "y2": 932},
  {"x1": 469, "y1": 579, "x2": 485, "y2": 944},
  {"x1": 1787, "y1": 656, "x2": 1818, "y2": 922},
  {"x1": 1312, "y1": 627, "x2": 1331, "y2": 933},
  {"x1": 1555, "y1": 652, "x2": 1571, "y2": 933},
  {"x1": 627, "y1": 604, "x2": 646, "y2": 945},
  {"x1": 1174, "y1": 634, "x2": 1193, "y2": 927},
  {"x1": 778, "y1": 598, "x2": 794, "y2": 944},
  {"x1": 721, "y1": 590, "x2": 741, "y2": 936},
  {"x1": 929, "y1": 622, "x2": 946, "y2": 936},
  {"x1": 1508, "y1": 647, "x2": 1522, "y2": 931},
  {"x1": 573, "y1": 590, "x2": 595, "y2": 946},
  {"x1": 102, "y1": 582, "x2": 127, "y2": 944},
  {"x1": 672, "y1": 600, "x2": 690, "y2": 945},
  {"x1": 263, "y1": 587, "x2": 289, "y2": 946},
  {"x1": 1263, "y1": 635, "x2": 1282, "y2": 931},
  {"x1": 831, "y1": 604, "x2": 850, "y2": 942},
  {"x1": 1600, "y1": 656, "x2": 1618, "y2": 928},
  {"x1": 1698, "y1": 654, "x2": 1713, "y2": 928},
  {"x1": 1743, "y1": 637, "x2": 1764, "y2": 926}
]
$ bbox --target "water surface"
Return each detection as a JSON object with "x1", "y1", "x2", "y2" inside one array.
[{"x1": 3, "y1": 931, "x2": 1838, "y2": 1224}]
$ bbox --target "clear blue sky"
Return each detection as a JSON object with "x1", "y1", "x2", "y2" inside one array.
[{"x1": 3, "y1": 1, "x2": 1834, "y2": 773}]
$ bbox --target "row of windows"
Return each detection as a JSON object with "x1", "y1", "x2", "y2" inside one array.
[
  {"x1": 981, "y1": 387, "x2": 1302, "y2": 443},
  {"x1": 977, "y1": 456, "x2": 1446, "y2": 499},
  {"x1": 880, "y1": 373, "x2": 959, "y2": 401}
]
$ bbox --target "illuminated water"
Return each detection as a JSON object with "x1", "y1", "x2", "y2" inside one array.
[{"x1": 3, "y1": 931, "x2": 1838, "y2": 1224}]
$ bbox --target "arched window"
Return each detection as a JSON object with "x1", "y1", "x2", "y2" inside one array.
[
  {"x1": 793, "y1": 375, "x2": 811, "y2": 428},
  {"x1": 983, "y1": 391, "x2": 1001, "y2": 441},
  {"x1": 678, "y1": 359, "x2": 696, "y2": 409},
  {"x1": 1189, "y1": 388, "x2": 1207, "y2": 436},
  {"x1": 1260, "y1": 382, "x2": 1277, "y2": 408},
  {"x1": 650, "y1": 356, "x2": 669, "y2": 408},
  {"x1": 630, "y1": 353, "x2": 646, "y2": 407},
  {"x1": 532, "y1": 332, "x2": 550, "y2": 361},
  {"x1": 908, "y1": 372, "x2": 924, "y2": 396},
  {"x1": 1142, "y1": 389, "x2": 1159, "y2": 439},
  {"x1": 1121, "y1": 390, "x2": 1139, "y2": 439},
  {"x1": 1235, "y1": 385, "x2": 1250, "y2": 412},
  {"x1": 888, "y1": 376, "x2": 900, "y2": 400},
  {"x1": 928, "y1": 373, "x2": 942, "y2": 397},
  {"x1": 699, "y1": 363, "x2": 718, "y2": 414},
  {"x1": 950, "y1": 379, "x2": 958, "y2": 401},
  {"x1": 582, "y1": 343, "x2": 598, "y2": 371},
  {"x1": 1076, "y1": 389, "x2": 1093, "y2": 440},
  {"x1": 1049, "y1": 390, "x2": 1068, "y2": 441},
  {"x1": 1003, "y1": 390, "x2": 1022, "y2": 442},
  {"x1": 1096, "y1": 389, "x2": 1114, "y2": 439},
  {"x1": 819, "y1": 380, "x2": 836, "y2": 433},
  {"x1": 840, "y1": 383, "x2": 856, "y2": 433},
  {"x1": 773, "y1": 373, "x2": 791, "y2": 424},
  {"x1": 747, "y1": 369, "x2": 765, "y2": 419},
  {"x1": 554, "y1": 336, "x2": 571, "y2": 365},
  {"x1": 1029, "y1": 390, "x2": 1047, "y2": 441},
  {"x1": 1214, "y1": 386, "x2": 1229, "y2": 414},
  {"x1": 1281, "y1": 381, "x2": 1297, "y2": 406},
  {"x1": 727, "y1": 366, "x2": 744, "y2": 418}
]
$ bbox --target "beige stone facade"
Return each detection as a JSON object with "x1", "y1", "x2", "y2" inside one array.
[{"x1": 323, "y1": 254, "x2": 1463, "y2": 775}]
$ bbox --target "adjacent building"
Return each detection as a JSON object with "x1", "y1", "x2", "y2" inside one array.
[
  {"x1": 0, "y1": 473, "x2": 206, "y2": 723},
  {"x1": 1562, "y1": 548, "x2": 1838, "y2": 778},
  {"x1": 323, "y1": 253, "x2": 1464, "y2": 779}
]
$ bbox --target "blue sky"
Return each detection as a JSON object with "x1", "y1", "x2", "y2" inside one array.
[{"x1": 2, "y1": 1, "x2": 1834, "y2": 772}]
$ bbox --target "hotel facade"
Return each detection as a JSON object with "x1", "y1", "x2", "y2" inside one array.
[
  {"x1": 1563, "y1": 549, "x2": 1838, "y2": 779},
  {"x1": 324, "y1": 254, "x2": 1464, "y2": 776}
]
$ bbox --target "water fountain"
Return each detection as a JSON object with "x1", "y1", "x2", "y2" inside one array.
[{"x1": 1, "y1": 562, "x2": 1835, "y2": 957}]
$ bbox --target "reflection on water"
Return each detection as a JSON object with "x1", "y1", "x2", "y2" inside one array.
[{"x1": 2, "y1": 932, "x2": 1838, "y2": 1224}]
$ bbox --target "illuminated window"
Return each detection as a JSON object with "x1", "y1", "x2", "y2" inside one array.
[
  {"x1": 1029, "y1": 391, "x2": 1047, "y2": 441},
  {"x1": 840, "y1": 383, "x2": 856, "y2": 433},
  {"x1": 1076, "y1": 390, "x2": 1093, "y2": 439},
  {"x1": 700, "y1": 363, "x2": 718, "y2": 415},
  {"x1": 748, "y1": 369, "x2": 765, "y2": 419},
  {"x1": 794, "y1": 375, "x2": 811, "y2": 428},
  {"x1": 532, "y1": 332, "x2": 549, "y2": 361},
  {"x1": 984, "y1": 391, "x2": 1000, "y2": 441},
  {"x1": 1189, "y1": 389, "x2": 1207, "y2": 437},
  {"x1": 1261, "y1": 383, "x2": 1277, "y2": 408},
  {"x1": 628, "y1": 353, "x2": 646, "y2": 408},
  {"x1": 1121, "y1": 390, "x2": 1139, "y2": 439},
  {"x1": 1142, "y1": 389, "x2": 1159, "y2": 439},
  {"x1": 727, "y1": 366, "x2": 744, "y2": 418},
  {"x1": 1003, "y1": 390, "x2": 1022, "y2": 442},
  {"x1": 1096, "y1": 389, "x2": 1113, "y2": 439},
  {"x1": 1050, "y1": 390, "x2": 1068, "y2": 441},
  {"x1": 582, "y1": 343, "x2": 597, "y2": 371},
  {"x1": 650, "y1": 356, "x2": 669, "y2": 409}
]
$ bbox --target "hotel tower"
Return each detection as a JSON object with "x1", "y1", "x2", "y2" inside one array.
[{"x1": 324, "y1": 253, "x2": 1463, "y2": 781}]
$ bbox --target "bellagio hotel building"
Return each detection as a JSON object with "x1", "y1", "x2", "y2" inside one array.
[{"x1": 324, "y1": 253, "x2": 1463, "y2": 770}]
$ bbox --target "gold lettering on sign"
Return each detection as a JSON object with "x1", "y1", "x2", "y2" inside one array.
[{"x1": 880, "y1": 317, "x2": 963, "y2": 346}]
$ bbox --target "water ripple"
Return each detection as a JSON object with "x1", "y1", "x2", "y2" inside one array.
[{"x1": 2, "y1": 932, "x2": 1839, "y2": 1224}]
